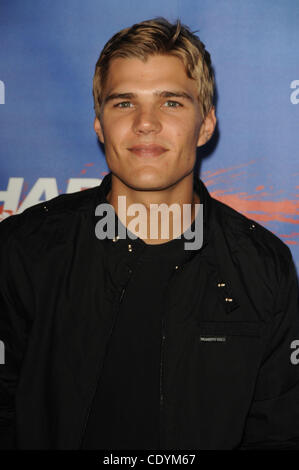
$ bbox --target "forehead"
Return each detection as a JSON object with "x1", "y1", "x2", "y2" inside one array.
[{"x1": 103, "y1": 54, "x2": 198, "y2": 95}]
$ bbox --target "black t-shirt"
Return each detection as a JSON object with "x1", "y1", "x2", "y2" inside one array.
[{"x1": 81, "y1": 203, "x2": 199, "y2": 450}]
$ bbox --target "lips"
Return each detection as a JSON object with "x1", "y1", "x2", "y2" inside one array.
[{"x1": 128, "y1": 144, "x2": 168, "y2": 157}]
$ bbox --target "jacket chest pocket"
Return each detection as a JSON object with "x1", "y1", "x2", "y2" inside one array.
[{"x1": 195, "y1": 321, "x2": 263, "y2": 380}]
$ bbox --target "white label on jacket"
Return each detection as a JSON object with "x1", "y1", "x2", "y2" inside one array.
[{"x1": 199, "y1": 336, "x2": 227, "y2": 342}]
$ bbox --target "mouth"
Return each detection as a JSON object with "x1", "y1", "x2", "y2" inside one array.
[{"x1": 127, "y1": 144, "x2": 168, "y2": 157}]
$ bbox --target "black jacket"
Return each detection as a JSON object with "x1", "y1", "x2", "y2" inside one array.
[{"x1": 1, "y1": 172, "x2": 299, "y2": 450}]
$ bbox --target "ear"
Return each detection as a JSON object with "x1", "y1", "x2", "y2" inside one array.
[
  {"x1": 94, "y1": 116, "x2": 104, "y2": 144},
  {"x1": 197, "y1": 106, "x2": 217, "y2": 147}
]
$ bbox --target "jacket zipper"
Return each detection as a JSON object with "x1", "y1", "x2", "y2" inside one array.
[
  {"x1": 78, "y1": 286, "x2": 126, "y2": 448},
  {"x1": 159, "y1": 267, "x2": 179, "y2": 449},
  {"x1": 159, "y1": 315, "x2": 166, "y2": 448}
]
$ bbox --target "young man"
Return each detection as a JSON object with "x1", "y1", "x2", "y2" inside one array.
[{"x1": 1, "y1": 18, "x2": 299, "y2": 450}]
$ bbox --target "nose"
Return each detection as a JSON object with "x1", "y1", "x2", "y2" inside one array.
[{"x1": 132, "y1": 105, "x2": 162, "y2": 135}]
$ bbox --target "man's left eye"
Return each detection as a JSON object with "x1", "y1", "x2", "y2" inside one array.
[{"x1": 164, "y1": 100, "x2": 182, "y2": 108}]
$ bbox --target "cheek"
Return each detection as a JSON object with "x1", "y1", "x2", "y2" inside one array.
[
  {"x1": 102, "y1": 113, "x2": 129, "y2": 138},
  {"x1": 166, "y1": 114, "x2": 199, "y2": 140},
  {"x1": 173, "y1": 127, "x2": 198, "y2": 148},
  {"x1": 103, "y1": 125, "x2": 128, "y2": 150}
]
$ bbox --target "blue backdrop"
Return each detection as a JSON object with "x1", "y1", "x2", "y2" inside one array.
[{"x1": 0, "y1": 0, "x2": 298, "y2": 273}]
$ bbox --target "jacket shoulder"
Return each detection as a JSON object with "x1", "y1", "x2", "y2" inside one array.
[
  {"x1": 212, "y1": 197, "x2": 297, "y2": 319},
  {"x1": 213, "y1": 196, "x2": 293, "y2": 270},
  {"x1": 0, "y1": 185, "x2": 101, "y2": 242}
]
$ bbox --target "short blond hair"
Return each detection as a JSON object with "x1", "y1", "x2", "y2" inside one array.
[{"x1": 93, "y1": 17, "x2": 215, "y2": 120}]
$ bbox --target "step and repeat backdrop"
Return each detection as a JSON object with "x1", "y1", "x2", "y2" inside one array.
[{"x1": 0, "y1": 0, "x2": 298, "y2": 272}]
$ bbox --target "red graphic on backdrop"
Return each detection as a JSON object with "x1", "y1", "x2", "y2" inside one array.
[{"x1": 202, "y1": 160, "x2": 299, "y2": 246}]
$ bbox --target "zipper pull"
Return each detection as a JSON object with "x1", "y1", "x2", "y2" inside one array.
[{"x1": 119, "y1": 287, "x2": 126, "y2": 303}]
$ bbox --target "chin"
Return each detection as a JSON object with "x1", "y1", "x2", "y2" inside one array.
[
  {"x1": 125, "y1": 168, "x2": 167, "y2": 191},
  {"x1": 127, "y1": 178, "x2": 166, "y2": 192}
]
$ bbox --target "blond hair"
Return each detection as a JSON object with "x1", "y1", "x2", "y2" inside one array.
[{"x1": 93, "y1": 17, "x2": 215, "y2": 120}]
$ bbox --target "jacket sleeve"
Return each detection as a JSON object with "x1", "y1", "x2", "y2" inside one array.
[
  {"x1": 239, "y1": 248, "x2": 299, "y2": 449},
  {"x1": 0, "y1": 215, "x2": 32, "y2": 449}
]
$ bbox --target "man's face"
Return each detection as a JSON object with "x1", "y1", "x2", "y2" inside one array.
[{"x1": 94, "y1": 54, "x2": 216, "y2": 191}]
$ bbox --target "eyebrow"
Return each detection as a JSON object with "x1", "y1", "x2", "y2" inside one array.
[{"x1": 103, "y1": 90, "x2": 194, "y2": 104}]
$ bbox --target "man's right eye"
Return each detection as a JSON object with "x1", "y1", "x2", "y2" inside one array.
[{"x1": 114, "y1": 101, "x2": 133, "y2": 108}]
